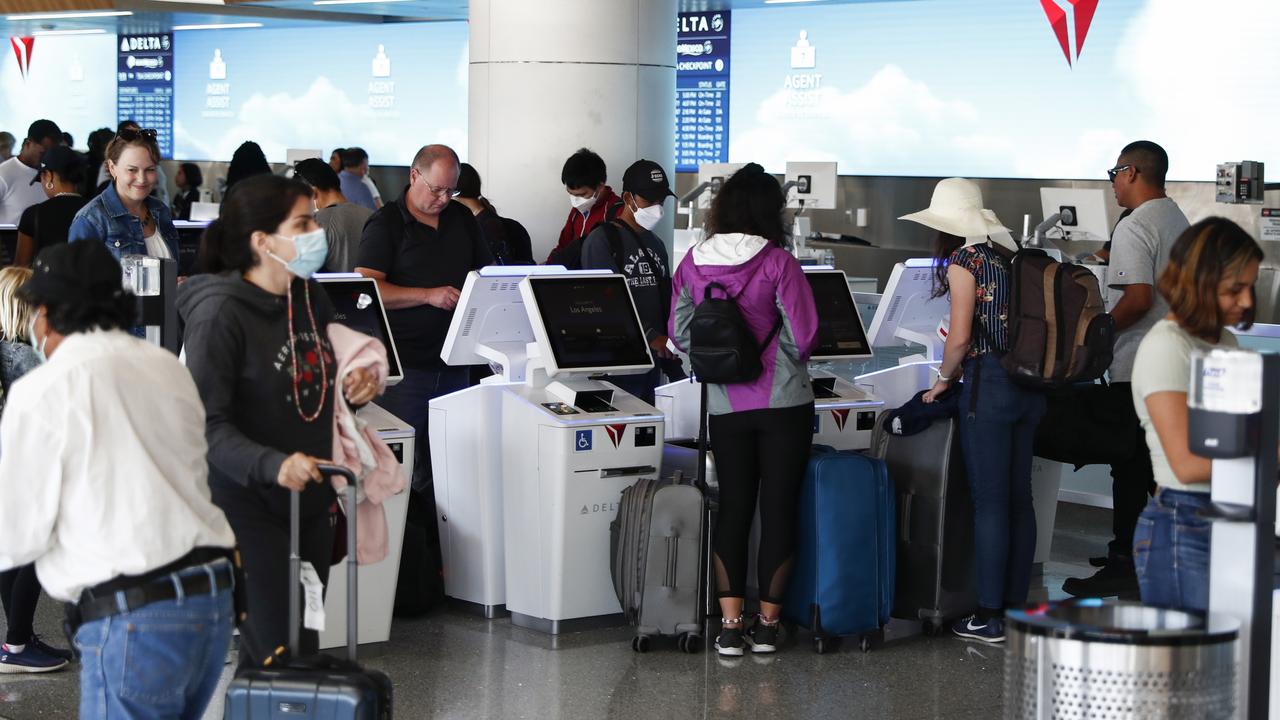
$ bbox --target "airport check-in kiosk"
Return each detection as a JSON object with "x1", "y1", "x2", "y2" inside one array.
[
  {"x1": 1192, "y1": 349, "x2": 1279, "y2": 718},
  {"x1": 655, "y1": 268, "x2": 884, "y2": 450},
  {"x1": 313, "y1": 274, "x2": 414, "y2": 649},
  {"x1": 502, "y1": 274, "x2": 664, "y2": 634},
  {"x1": 429, "y1": 266, "x2": 556, "y2": 617}
]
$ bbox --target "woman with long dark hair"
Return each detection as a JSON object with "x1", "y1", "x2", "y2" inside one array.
[
  {"x1": 909, "y1": 177, "x2": 1044, "y2": 644},
  {"x1": 172, "y1": 162, "x2": 204, "y2": 221},
  {"x1": 224, "y1": 141, "x2": 271, "y2": 193},
  {"x1": 1130, "y1": 217, "x2": 1261, "y2": 613},
  {"x1": 669, "y1": 164, "x2": 819, "y2": 656},
  {"x1": 177, "y1": 173, "x2": 380, "y2": 664}
]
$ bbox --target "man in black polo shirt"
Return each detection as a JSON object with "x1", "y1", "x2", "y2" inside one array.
[{"x1": 356, "y1": 144, "x2": 493, "y2": 493}]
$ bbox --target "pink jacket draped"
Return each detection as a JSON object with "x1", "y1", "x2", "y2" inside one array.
[{"x1": 328, "y1": 323, "x2": 405, "y2": 564}]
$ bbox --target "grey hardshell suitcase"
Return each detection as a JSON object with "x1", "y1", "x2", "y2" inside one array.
[
  {"x1": 610, "y1": 383, "x2": 713, "y2": 653},
  {"x1": 224, "y1": 464, "x2": 392, "y2": 719},
  {"x1": 869, "y1": 412, "x2": 976, "y2": 634},
  {"x1": 610, "y1": 474, "x2": 706, "y2": 652}
]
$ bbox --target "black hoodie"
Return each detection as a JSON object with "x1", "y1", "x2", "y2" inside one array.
[{"x1": 177, "y1": 272, "x2": 337, "y2": 519}]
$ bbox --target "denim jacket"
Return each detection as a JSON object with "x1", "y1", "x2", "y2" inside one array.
[{"x1": 68, "y1": 183, "x2": 179, "y2": 260}]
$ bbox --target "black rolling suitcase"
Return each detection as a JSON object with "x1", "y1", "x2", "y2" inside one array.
[
  {"x1": 870, "y1": 413, "x2": 976, "y2": 635},
  {"x1": 224, "y1": 464, "x2": 393, "y2": 719}
]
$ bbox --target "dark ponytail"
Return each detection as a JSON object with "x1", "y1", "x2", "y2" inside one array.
[
  {"x1": 198, "y1": 174, "x2": 312, "y2": 274},
  {"x1": 930, "y1": 231, "x2": 965, "y2": 298}
]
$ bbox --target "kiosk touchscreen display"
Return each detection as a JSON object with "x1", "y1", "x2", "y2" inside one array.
[
  {"x1": 529, "y1": 277, "x2": 652, "y2": 370},
  {"x1": 319, "y1": 278, "x2": 402, "y2": 380},
  {"x1": 808, "y1": 271, "x2": 872, "y2": 360}
]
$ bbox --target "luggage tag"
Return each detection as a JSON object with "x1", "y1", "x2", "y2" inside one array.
[{"x1": 299, "y1": 561, "x2": 326, "y2": 632}]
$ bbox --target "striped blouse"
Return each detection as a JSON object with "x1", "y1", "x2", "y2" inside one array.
[{"x1": 948, "y1": 243, "x2": 1011, "y2": 358}]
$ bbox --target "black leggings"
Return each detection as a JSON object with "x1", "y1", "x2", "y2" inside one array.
[
  {"x1": 0, "y1": 564, "x2": 42, "y2": 645},
  {"x1": 709, "y1": 403, "x2": 814, "y2": 604},
  {"x1": 223, "y1": 503, "x2": 335, "y2": 668}
]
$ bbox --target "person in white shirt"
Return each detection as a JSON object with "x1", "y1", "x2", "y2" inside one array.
[
  {"x1": 0, "y1": 119, "x2": 62, "y2": 227},
  {"x1": 1130, "y1": 217, "x2": 1261, "y2": 613},
  {"x1": 0, "y1": 240, "x2": 237, "y2": 719}
]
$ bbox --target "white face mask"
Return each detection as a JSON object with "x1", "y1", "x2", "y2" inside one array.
[
  {"x1": 632, "y1": 201, "x2": 664, "y2": 231},
  {"x1": 569, "y1": 192, "x2": 597, "y2": 214}
]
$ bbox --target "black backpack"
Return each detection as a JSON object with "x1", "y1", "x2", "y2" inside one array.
[
  {"x1": 689, "y1": 281, "x2": 782, "y2": 384},
  {"x1": 546, "y1": 200, "x2": 624, "y2": 269}
]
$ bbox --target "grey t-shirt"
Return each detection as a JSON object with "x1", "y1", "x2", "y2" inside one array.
[
  {"x1": 317, "y1": 202, "x2": 374, "y2": 273},
  {"x1": 1107, "y1": 197, "x2": 1189, "y2": 382}
]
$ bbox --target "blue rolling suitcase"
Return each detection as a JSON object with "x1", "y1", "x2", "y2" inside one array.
[
  {"x1": 783, "y1": 447, "x2": 895, "y2": 654},
  {"x1": 224, "y1": 464, "x2": 392, "y2": 719}
]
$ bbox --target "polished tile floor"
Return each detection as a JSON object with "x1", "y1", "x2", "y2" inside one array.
[{"x1": 0, "y1": 503, "x2": 1111, "y2": 720}]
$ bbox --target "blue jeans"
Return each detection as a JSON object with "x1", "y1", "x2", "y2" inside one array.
[
  {"x1": 957, "y1": 354, "x2": 1047, "y2": 611},
  {"x1": 377, "y1": 366, "x2": 472, "y2": 493},
  {"x1": 74, "y1": 562, "x2": 234, "y2": 720},
  {"x1": 1133, "y1": 488, "x2": 1211, "y2": 613}
]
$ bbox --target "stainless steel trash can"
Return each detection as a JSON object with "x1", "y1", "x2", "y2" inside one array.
[{"x1": 1005, "y1": 599, "x2": 1239, "y2": 719}]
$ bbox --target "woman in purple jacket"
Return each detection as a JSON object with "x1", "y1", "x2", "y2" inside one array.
[{"x1": 669, "y1": 164, "x2": 818, "y2": 657}]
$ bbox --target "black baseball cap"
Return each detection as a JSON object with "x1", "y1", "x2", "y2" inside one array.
[
  {"x1": 26, "y1": 119, "x2": 62, "y2": 144},
  {"x1": 622, "y1": 159, "x2": 676, "y2": 203},
  {"x1": 30, "y1": 145, "x2": 84, "y2": 185},
  {"x1": 19, "y1": 241, "x2": 126, "y2": 307}
]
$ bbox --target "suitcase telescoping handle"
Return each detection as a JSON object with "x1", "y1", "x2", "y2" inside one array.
[{"x1": 289, "y1": 463, "x2": 359, "y2": 664}]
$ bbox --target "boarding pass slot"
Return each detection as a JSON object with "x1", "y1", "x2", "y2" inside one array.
[{"x1": 600, "y1": 465, "x2": 657, "y2": 479}]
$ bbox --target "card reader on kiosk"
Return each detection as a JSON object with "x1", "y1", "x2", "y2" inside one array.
[
  {"x1": 428, "y1": 266, "x2": 562, "y2": 617},
  {"x1": 654, "y1": 267, "x2": 884, "y2": 450},
  {"x1": 502, "y1": 273, "x2": 664, "y2": 634}
]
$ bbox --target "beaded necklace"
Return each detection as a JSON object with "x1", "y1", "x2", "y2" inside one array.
[{"x1": 285, "y1": 279, "x2": 329, "y2": 422}]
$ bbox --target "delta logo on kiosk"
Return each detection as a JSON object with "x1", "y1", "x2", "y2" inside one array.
[
  {"x1": 10, "y1": 37, "x2": 34, "y2": 81},
  {"x1": 1040, "y1": 0, "x2": 1099, "y2": 68},
  {"x1": 605, "y1": 424, "x2": 627, "y2": 449},
  {"x1": 830, "y1": 409, "x2": 851, "y2": 432}
]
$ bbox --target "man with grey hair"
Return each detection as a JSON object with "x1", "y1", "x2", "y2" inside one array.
[
  {"x1": 0, "y1": 132, "x2": 15, "y2": 162},
  {"x1": 356, "y1": 142, "x2": 491, "y2": 484}
]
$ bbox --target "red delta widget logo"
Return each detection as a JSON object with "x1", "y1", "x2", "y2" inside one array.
[
  {"x1": 605, "y1": 424, "x2": 627, "y2": 448},
  {"x1": 10, "y1": 37, "x2": 35, "y2": 81},
  {"x1": 1040, "y1": 0, "x2": 1098, "y2": 67}
]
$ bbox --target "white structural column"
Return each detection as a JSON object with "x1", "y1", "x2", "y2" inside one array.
[{"x1": 468, "y1": 0, "x2": 677, "y2": 261}]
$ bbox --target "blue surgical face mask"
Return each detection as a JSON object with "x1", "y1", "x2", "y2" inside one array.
[
  {"x1": 268, "y1": 228, "x2": 328, "y2": 278},
  {"x1": 27, "y1": 311, "x2": 47, "y2": 363}
]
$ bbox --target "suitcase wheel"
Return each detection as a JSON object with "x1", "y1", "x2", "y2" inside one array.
[
  {"x1": 632, "y1": 635, "x2": 652, "y2": 653},
  {"x1": 677, "y1": 632, "x2": 701, "y2": 654},
  {"x1": 813, "y1": 634, "x2": 843, "y2": 654},
  {"x1": 859, "y1": 635, "x2": 872, "y2": 653},
  {"x1": 924, "y1": 620, "x2": 944, "y2": 637}
]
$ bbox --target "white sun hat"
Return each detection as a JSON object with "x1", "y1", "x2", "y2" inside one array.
[{"x1": 899, "y1": 178, "x2": 1019, "y2": 252}]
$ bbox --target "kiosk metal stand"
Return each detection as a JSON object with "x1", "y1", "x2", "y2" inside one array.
[{"x1": 1195, "y1": 349, "x2": 1278, "y2": 718}]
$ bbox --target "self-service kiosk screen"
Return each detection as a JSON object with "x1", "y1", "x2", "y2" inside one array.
[
  {"x1": 808, "y1": 272, "x2": 872, "y2": 360},
  {"x1": 528, "y1": 276, "x2": 652, "y2": 370},
  {"x1": 318, "y1": 278, "x2": 402, "y2": 380}
]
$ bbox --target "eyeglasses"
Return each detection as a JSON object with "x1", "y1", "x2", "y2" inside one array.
[
  {"x1": 418, "y1": 175, "x2": 460, "y2": 199},
  {"x1": 1107, "y1": 164, "x2": 1135, "y2": 182},
  {"x1": 117, "y1": 127, "x2": 158, "y2": 142}
]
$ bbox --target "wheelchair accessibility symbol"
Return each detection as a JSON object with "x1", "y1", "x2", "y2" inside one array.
[{"x1": 575, "y1": 429, "x2": 592, "y2": 452}]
